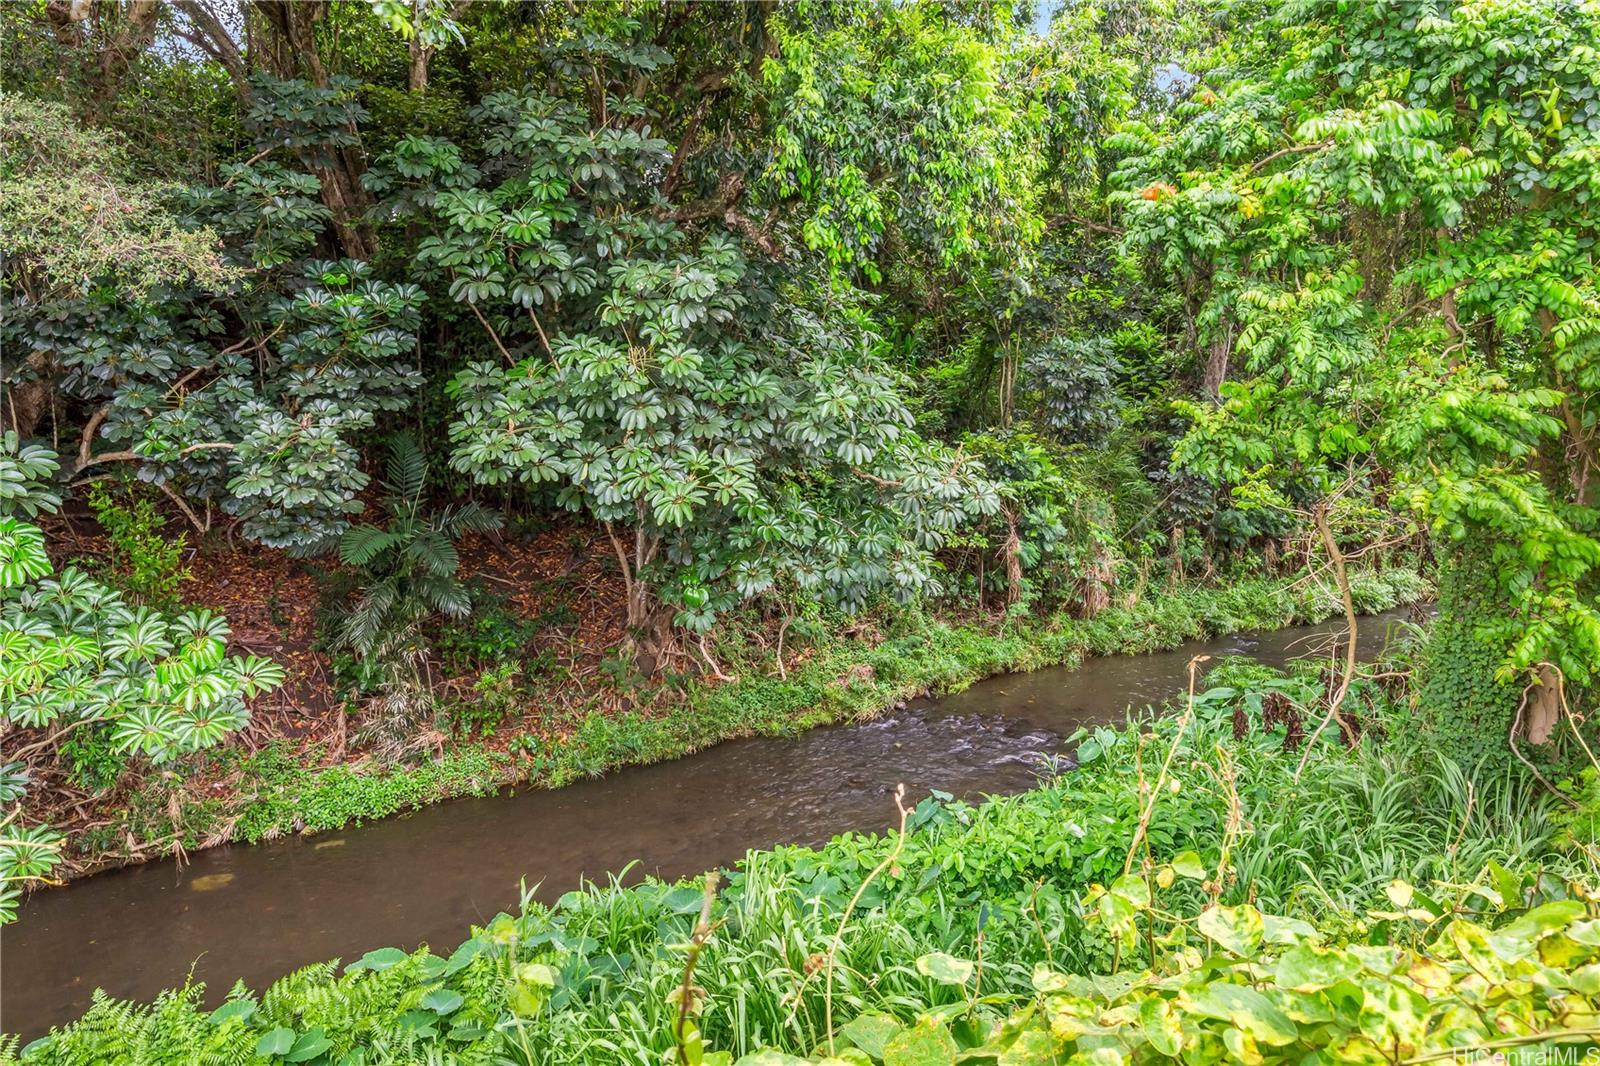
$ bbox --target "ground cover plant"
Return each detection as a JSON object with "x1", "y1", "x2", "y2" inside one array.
[
  {"x1": 8, "y1": 661, "x2": 1596, "y2": 1063},
  {"x1": 1, "y1": 0, "x2": 1597, "y2": 1058}
]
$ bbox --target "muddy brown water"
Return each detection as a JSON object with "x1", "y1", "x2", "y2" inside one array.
[{"x1": 1, "y1": 609, "x2": 1417, "y2": 1038}]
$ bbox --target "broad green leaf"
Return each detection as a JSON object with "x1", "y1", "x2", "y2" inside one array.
[
  {"x1": 915, "y1": 952, "x2": 974, "y2": 985},
  {"x1": 1181, "y1": 982, "x2": 1298, "y2": 1046},
  {"x1": 255, "y1": 1027, "x2": 295, "y2": 1057},
  {"x1": 1197, "y1": 904, "x2": 1264, "y2": 956},
  {"x1": 347, "y1": 946, "x2": 409, "y2": 973},
  {"x1": 883, "y1": 1017, "x2": 959, "y2": 1066},
  {"x1": 286, "y1": 1028, "x2": 332, "y2": 1063},
  {"x1": 1110, "y1": 873, "x2": 1151, "y2": 909},
  {"x1": 422, "y1": 988, "x2": 464, "y2": 1014},
  {"x1": 837, "y1": 1012, "x2": 902, "y2": 1058},
  {"x1": 1140, "y1": 997, "x2": 1183, "y2": 1056},
  {"x1": 1274, "y1": 945, "x2": 1361, "y2": 992},
  {"x1": 208, "y1": 999, "x2": 256, "y2": 1025}
]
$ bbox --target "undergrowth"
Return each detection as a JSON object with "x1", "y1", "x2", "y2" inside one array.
[
  {"x1": 11, "y1": 647, "x2": 1593, "y2": 1063},
  {"x1": 82, "y1": 566, "x2": 1430, "y2": 861}
]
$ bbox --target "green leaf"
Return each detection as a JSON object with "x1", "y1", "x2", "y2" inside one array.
[
  {"x1": 1182, "y1": 982, "x2": 1298, "y2": 1045},
  {"x1": 837, "y1": 1012, "x2": 902, "y2": 1058},
  {"x1": 997, "y1": 1028, "x2": 1059, "y2": 1066},
  {"x1": 255, "y1": 1027, "x2": 295, "y2": 1057},
  {"x1": 347, "y1": 946, "x2": 409, "y2": 973},
  {"x1": 208, "y1": 999, "x2": 256, "y2": 1025},
  {"x1": 1110, "y1": 873, "x2": 1151, "y2": 908},
  {"x1": 1261, "y1": 913, "x2": 1318, "y2": 946},
  {"x1": 1499, "y1": 900, "x2": 1585, "y2": 943},
  {"x1": 732, "y1": 1053, "x2": 813, "y2": 1066},
  {"x1": 422, "y1": 988, "x2": 464, "y2": 1014},
  {"x1": 1140, "y1": 997, "x2": 1182, "y2": 1055},
  {"x1": 286, "y1": 1028, "x2": 333, "y2": 1062},
  {"x1": 1274, "y1": 945, "x2": 1361, "y2": 992},
  {"x1": 512, "y1": 961, "x2": 558, "y2": 1015},
  {"x1": 883, "y1": 1017, "x2": 958, "y2": 1066},
  {"x1": 915, "y1": 952, "x2": 975, "y2": 985},
  {"x1": 442, "y1": 937, "x2": 483, "y2": 975},
  {"x1": 1197, "y1": 904, "x2": 1264, "y2": 956},
  {"x1": 1171, "y1": 851, "x2": 1207, "y2": 880}
]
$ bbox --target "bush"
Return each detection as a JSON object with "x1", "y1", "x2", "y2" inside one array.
[
  {"x1": 16, "y1": 661, "x2": 1590, "y2": 1063},
  {"x1": 435, "y1": 589, "x2": 540, "y2": 675},
  {"x1": 85, "y1": 481, "x2": 190, "y2": 610}
]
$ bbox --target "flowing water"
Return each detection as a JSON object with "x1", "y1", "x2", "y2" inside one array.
[{"x1": 0, "y1": 609, "x2": 1417, "y2": 1037}]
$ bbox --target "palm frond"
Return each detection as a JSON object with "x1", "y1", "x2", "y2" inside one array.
[
  {"x1": 416, "y1": 573, "x2": 471, "y2": 617},
  {"x1": 339, "y1": 525, "x2": 399, "y2": 566},
  {"x1": 436, "y1": 501, "x2": 503, "y2": 538},
  {"x1": 382, "y1": 434, "x2": 428, "y2": 503},
  {"x1": 340, "y1": 580, "x2": 398, "y2": 655},
  {"x1": 404, "y1": 529, "x2": 460, "y2": 577}
]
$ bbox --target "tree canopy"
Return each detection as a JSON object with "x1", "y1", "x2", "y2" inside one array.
[{"x1": 2, "y1": 0, "x2": 1597, "y2": 924}]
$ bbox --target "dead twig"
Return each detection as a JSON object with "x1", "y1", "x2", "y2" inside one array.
[
  {"x1": 824, "y1": 784, "x2": 909, "y2": 1055},
  {"x1": 1124, "y1": 656, "x2": 1207, "y2": 876}
]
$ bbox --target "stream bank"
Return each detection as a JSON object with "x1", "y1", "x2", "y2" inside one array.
[
  {"x1": 4, "y1": 593, "x2": 1425, "y2": 1037},
  {"x1": 58, "y1": 567, "x2": 1427, "y2": 883}
]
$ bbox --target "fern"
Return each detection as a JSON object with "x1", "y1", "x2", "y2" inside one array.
[
  {"x1": 382, "y1": 432, "x2": 429, "y2": 502},
  {"x1": 335, "y1": 435, "x2": 500, "y2": 660}
]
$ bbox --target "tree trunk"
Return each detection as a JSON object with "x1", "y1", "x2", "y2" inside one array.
[
  {"x1": 408, "y1": 36, "x2": 430, "y2": 92},
  {"x1": 1523, "y1": 664, "x2": 1561, "y2": 746},
  {"x1": 253, "y1": 0, "x2": 377, "y2": 260},
  {"x1": 2, "y1": 352, "x2": 57, "y2": 438},
  {"x1": 43, "y1": 0, "x2": 162, "y2": 125},
  {"x1": 1203, "y1": 321, "x2": 1232, "y2": 399}
]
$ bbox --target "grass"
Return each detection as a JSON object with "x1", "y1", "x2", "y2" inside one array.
[
  {"x1": 13, "y1": 648, "x2": 1590, "y2": 1063},
  {"x1": 86, "y1": 565, "x2": 1430, "y2": 863}
]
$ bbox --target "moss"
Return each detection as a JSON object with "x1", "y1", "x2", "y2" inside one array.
[{"x1": 1414, "y1": 541, "x2": 1526, "y2": 773}]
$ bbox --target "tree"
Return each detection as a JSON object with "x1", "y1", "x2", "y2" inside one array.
[
  {"x1": 760, "y1": 1, "x2": 1044, "y2": 283},
  {"x1": 363, "y1": 19, "x2": 999, "y2": 663},
  {"x1": 0, "y1": 96, "x2": 236, "y2": 438},
  {"x1": 1111, "y1": 0, "x2": 1600, "y2": 758},
  {"x1": 34, "y1": 0, "x2": 162, "y2": 124}
]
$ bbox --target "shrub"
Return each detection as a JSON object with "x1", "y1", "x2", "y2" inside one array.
[
  {"x1": 16, "y1": 660, "x2": 1589, "y2": 1061},
  {"x1": 435, "y1": 589, "x2": 540, "y2": 675},
  {"x1": 85, "y1": 481, "x2": 190, "y2": 610},
  {"x1": 0, "y1": 449, "x2": 283, "y2": 922}
]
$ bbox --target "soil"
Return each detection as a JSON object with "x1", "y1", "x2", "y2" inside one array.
[{"x1": 19, "y1": 511, "x2": 640, "y2": 876}]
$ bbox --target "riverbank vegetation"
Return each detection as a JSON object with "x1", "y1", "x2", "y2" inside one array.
[
  {"x1": 2, "y1": 0, "x2": 1598, "y2": 1054},
  {"x1": 10, "y1": 659, "x2": 1598, "y2": 1061}
]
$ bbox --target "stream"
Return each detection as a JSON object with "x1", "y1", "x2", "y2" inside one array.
[{"x1": 1, "y1": 609, "x2": 1416, "y2": 1038}]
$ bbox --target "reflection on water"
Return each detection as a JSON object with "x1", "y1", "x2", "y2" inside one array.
[{"x1": 1, "y1": 609, "x2": 1417, "y2": 1037}]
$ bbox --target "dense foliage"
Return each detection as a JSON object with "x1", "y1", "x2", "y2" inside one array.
[
  {"x1": 2, "y1": 2, "x2": 1598, "y2": 1055},
  {"x1": 9, "y1": 663, "x2": 1595, "y2": 1062},
  {"x1": 8, "y1": 0, "x2": 1589, "y2": 686},
  {"x1": 1110, "y1": 0, "x2": 1600, "y2": 753},
  {"x1": 0, "y1": 439, "x2": 282, "y2": 919}
]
